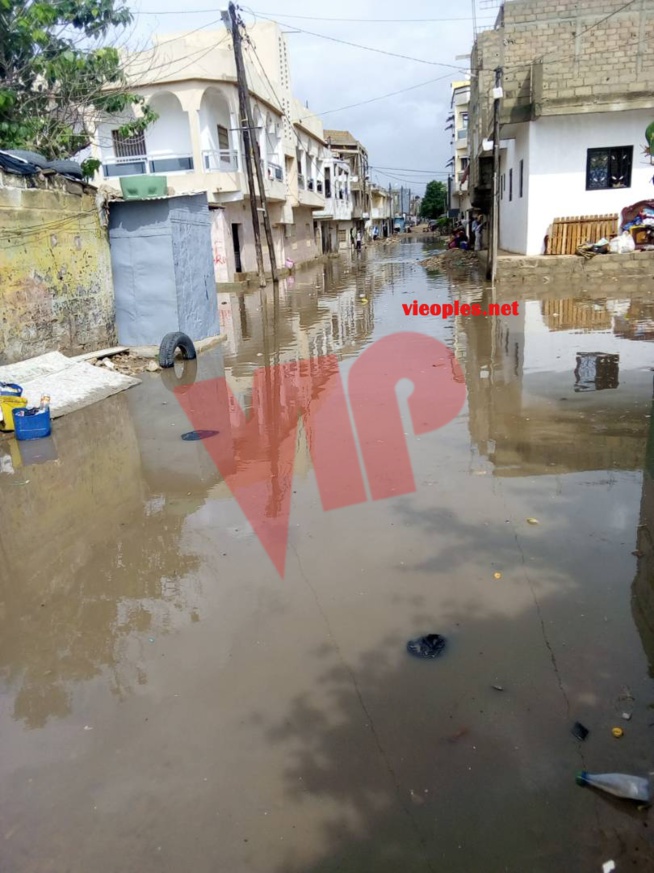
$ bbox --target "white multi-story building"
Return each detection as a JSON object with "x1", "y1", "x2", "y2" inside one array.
[
  {"x1": 313, "y1": 154, "x2": 353, "y2": 252},
  {"x1": 449, "y1": 80, "x2": 471, "y2": 224},
  {"x1": 89, "y1": 21, "x2": 333, "y2": 281}
]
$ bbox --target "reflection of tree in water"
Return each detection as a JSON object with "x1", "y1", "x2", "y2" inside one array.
[{"x1": 0, "y1": 395, "x2": 205, "y2": 730}]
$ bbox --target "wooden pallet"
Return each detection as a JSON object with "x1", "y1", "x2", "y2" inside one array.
[{"x1": 547, "y1": 214, "x2": 618, "y2": 255}]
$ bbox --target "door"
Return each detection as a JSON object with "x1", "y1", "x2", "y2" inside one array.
[{"x1": 231, "y1": 223, "x2": 242, "y2": 273}]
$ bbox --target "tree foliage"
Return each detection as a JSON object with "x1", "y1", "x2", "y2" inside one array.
[
  {"x1": 419, "y1": 180, "x2": 447, "y2": 220},
  {"x1": 0, "y1": 0, "x2": 156, "y2": 160}
]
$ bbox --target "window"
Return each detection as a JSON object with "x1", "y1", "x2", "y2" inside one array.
[
  {"x1": 460, "y1": 112, "x2": 468, "y2": 130},
  {"x1": 112, "y1": 129, "x2": 146, "y2": 158},
  {"x1": 460, "y1": 157, "x2": 469, "y2": 171},
  {"x1": 519, "y1": 159, "x2": 524, "y2": 198},
  {"x1": 217, "y1": 125, "x2": 229, "y2": 151},
  {"x1": 509, "y1": 168, "x2": 513, "y2": 202},
  {"x1": 586, "y1": 146, "x2": 633, "y2": 190}
]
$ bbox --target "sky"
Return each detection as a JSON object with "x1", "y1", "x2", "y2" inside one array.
[{"x1": 126, "y1": 0, "x2": 502, "y2": 195}]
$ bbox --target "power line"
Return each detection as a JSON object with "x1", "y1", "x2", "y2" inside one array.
[
  {"x1": 314, "y1": 73, "x2": 454, "y2": 118},
  {"x1": 253, "y1": 18, "x2": 469, "y2": 71},
  {"x1": 372, "y1": 166, "x2": 451, "y2": 174},
  {"x1": 249, "y1": 10, "x2": 497, "y2": 23}
]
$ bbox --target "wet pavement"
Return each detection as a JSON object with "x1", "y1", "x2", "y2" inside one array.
[{"x1": 1, "y1": 238, "x2": 654, "y2": 872}]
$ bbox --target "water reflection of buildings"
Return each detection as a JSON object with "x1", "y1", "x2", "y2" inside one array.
[
  {"x1": 542, "y1": 298, "x2": 654, "y2": 340},
  {"x1": 458, "y1": 291, "x2": 653, "y2": 476},
  {"x1": 0, "y1": 395, "x2": 206, "y2": 729},
  {"x1": 210, "y1": 255, "x2": 387, "y2": 489}
]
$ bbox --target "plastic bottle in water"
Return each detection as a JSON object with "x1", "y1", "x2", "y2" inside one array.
[{"x1": 576, "y1": 771, "x2": 650, "y2": 802}]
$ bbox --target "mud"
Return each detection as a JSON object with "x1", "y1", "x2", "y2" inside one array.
[{"x1": 1, "y1": 239, "x2": 654, "y2": 872}]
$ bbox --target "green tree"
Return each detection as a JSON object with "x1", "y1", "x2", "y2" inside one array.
[
  {"x1": 419, "y1": 180, "x2": 447, "y2": 220},
  {"x1": 0, "y1": 0, "x2": 155, "y2": 162}
]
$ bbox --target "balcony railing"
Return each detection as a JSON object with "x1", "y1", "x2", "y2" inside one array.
[
  {"x1": 103, "y1": 153, "x2": 194, "y2": 178},
  {"x1": 298, "y1": 173, "x2": 306, "y2": 190},
  {"x1": 203, "y1": 149, "x2": 239, "y2": 171},
  {"x1": 266, "y1": 161, "x2": 283, "y2": 181}
]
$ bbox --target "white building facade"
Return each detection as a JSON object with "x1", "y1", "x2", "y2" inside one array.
[
  {"x1": 469, "y1": 0, "x2": 654, "y2": 257},
  {"x1": 90, "y1": 22, "x2": 334, "y2": 282}
]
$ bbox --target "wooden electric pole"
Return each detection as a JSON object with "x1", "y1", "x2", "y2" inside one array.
[
  {"x1": 487, "y1": 66, "x2": 503, "y2": 285},
  {"x1": 228, "y1": 2, "x2": 278, "y2": 286}
]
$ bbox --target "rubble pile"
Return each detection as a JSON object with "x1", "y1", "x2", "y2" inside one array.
[
  {"x1": 419, "y1": 249, "x2": 480, "y2": 270},
  {"x1": 90, "y1": 352, "x2": 160, "y2": 376}
]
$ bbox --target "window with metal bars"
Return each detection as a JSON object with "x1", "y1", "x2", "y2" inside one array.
[
  {"x1": 586, "y1": 146, "x2": 633, "y2": 190},
  {"x1": 111, "y1": 129, "x2": 146, "y2": 158}
]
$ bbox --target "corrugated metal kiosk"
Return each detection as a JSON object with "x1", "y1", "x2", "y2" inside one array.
[{"x1": 108, "y1": 193, "x2": 219, "y2": 346}]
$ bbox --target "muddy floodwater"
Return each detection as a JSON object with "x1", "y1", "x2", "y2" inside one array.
[{"x1": 2, "y1": 239, "x2": 654, "y2": 872}]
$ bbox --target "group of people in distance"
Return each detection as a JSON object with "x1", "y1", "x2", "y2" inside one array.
[{"x1": 448, "y1": 212, "x2": 485, "y2": 251}]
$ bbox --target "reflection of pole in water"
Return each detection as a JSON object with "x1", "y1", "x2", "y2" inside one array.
[
  {"x1": 631, "y1": 377, "x2": 654, "y2": 677},
  {"x1": 260, "y1": 285, "x2": 284, "y2": 518}
]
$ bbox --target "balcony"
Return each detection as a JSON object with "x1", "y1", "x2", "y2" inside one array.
[
  {"x1": 103, "y1": 153, "x2": 194, "y2": 178},
  {"x1": 266, "y1": 161, "x2": 283, "y2": 182},
  {"x1": 204, "y1": 149, "x2": 239, "y2": 171}
]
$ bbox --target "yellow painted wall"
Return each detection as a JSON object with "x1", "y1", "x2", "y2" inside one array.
[{"x1": 0, "y1": 171, "x2": 116, "y2": 365}]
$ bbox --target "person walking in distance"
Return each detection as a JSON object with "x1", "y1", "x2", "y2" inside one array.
[{"x1": 356, "y1": 230, "x2": 362, "y2": 252}]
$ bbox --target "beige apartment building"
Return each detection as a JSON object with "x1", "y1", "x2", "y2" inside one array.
[{"x1": 89, "y1": 21, "x2": 334, "y2": 282}]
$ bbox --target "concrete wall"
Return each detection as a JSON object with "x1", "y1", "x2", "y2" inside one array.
[
  {"x1": 499, "y1": 123, "x2": 530, "y2": 253},
  {"x1": 0, "y1": 171, "x2": 115, "y2": 365},
  {"x1": 524, "y1": 109, "x2": 653, "y2": 255},
  {"x1": 287, "y1": 206, "x2": 320, "y2": 264}
]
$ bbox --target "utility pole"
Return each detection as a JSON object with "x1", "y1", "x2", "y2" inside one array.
[
  {"x1": 487, "y1": 66, "x2": 503, "y2": 285},
  {"x1": 228, "y1": 2, "x2": 278, "y2": 287},
  {"x1": 388, "y1": 182, "x2": 392, "y2": 235}
]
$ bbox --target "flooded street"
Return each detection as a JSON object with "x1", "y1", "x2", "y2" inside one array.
[{"x1": 2, "y1": 238, "x2": 654, "y2": 872}]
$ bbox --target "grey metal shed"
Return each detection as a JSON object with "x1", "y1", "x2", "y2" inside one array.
[{"x1": 108, "y1": 193, "x2": 219, "y2": 346}]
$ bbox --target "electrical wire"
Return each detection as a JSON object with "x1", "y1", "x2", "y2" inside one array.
[
  {"x1": 249, "y1": 10, "x2": 497, "y2": 23},
  {"x1": 253, "y1": 17, "x2": 469, "y2": 71}
]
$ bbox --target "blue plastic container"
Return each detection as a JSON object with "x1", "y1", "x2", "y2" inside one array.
[{"x1": 13, "y1": 407, "x2": 52, "y2": 441}]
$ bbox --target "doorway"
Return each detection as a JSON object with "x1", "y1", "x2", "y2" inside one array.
[{"x1": 231, "y1": 223, "x2": 242, "y2": 273}]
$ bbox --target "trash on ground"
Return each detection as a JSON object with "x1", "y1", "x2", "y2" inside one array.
[
  {"x1": 526, "y1": 517, "x2": 540, "y2": 525},
  {"x1": 181, "y1": 430, "x2": 220, "y2": 442},
  {"x1": 491, "y1": 684, "x2": 504, "y2": 691},
  {"x1": 602, "y1": 861, "x2": 616, "y2": 873},
  {"x1": 621, "y1": 712, "x2": 632, "y2": 721},
  {"x1": 493, "y1": 572, "x2": 502, "y2": 579},
  {"x1": 0, "y1": 352, "x2": 139, "y2": 419},
  {"x1": 571, "y1": 721, "x2": 589, "y2": 741},
  {"x1": 576, "y1": 771, "x2": 650, "y2": 802},
  {"x1": 611, "y1": 727, "x2": 624, "y2": 738},
  {"x1": 406, "y1": 633, "x2": 447, "y2": 659}
]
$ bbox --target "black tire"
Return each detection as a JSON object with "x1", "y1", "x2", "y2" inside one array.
[
  {"x1": 46, "y1": 159, "x2": 83, "y2": 178},
  {"x1": 161, "y1": 357, "x2": 198, "y2": 392},
  {"x1": 158, "y1": 332, "x2": 197, "y2": 368}
]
